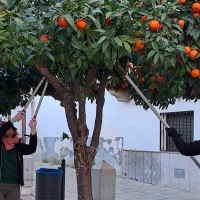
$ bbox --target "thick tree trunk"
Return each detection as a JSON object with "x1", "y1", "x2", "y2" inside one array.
[{"x1": 75, "y1": 156, "x2": 93, "y2": 200}]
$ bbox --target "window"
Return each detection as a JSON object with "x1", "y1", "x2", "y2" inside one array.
[{"x1": 160, "y1": 111, "x2": 194, "y2": 152}]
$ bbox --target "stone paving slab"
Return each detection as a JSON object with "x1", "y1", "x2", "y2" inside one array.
[{"x1": 20, "y1": 161, "x2": 200, "y2": 200}]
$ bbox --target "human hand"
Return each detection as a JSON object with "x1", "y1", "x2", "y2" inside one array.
[
  {"x1": 29, "y1": 118, "x2": 37, "y2": 135},
  {"x1": 10, "y1": 111, "x2": 25, "y2": 123},
  {"x1": 165, "y1": 127, "x2": 182, "y2": 137}
]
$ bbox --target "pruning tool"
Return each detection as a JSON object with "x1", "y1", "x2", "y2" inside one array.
[
  {"x1": 22, "y1": 77, "x2": 48, "y2": 119},
  {"x1": 119, "y1": 66, "x2": 200, "y2": 169}
]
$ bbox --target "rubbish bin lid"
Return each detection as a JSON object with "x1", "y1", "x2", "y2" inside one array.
[{"x1": 36, "y1": 168, "x2": 63, "y2": 175}]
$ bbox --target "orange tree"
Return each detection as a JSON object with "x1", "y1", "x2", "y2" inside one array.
[{"x1": 0, "y1": 0, "x2": 200, "y2": 199}]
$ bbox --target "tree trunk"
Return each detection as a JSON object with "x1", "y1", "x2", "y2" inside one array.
[
  {"x1": 73, "y1": 137, "x2": 96, "y2": 200},
  {"x1": 75, "y1": 159, "x2": 93, "y2": 200}
]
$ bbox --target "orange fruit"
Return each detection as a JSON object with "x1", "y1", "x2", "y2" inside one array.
[
  {"x1": 121, "y1": 83, "x2": 127, "y2": 89},
  {"x1": 141, "y1": 15, "x2": 147, "y2": 22},
  {"x1": 140, "y1": 1, "x2": 144, "y2": 6},
  {"x1": 159, "y1": 23, "x2": 163, "y2": 29},
  {"x1": 119, "y1": 12, "x2": 123, "y2": 17},
  {"x1": 190, "y1": 69, "x2": 200, "y2": 78},
  {"x1": 75, "y1": 19, "x2": 87, "y2": 30},
  {"x1": 57, "y1": 16, "x2": 69, "y2": 27},
  {"x1": 177, "y1": 19, "x2": 184, "y2": 28},
  {"x1": 39, "y1": 35, "x2": 49, "y2": 42},
  {"x1": 104, "y1": 17, "x2": 111, "y2": 25},
  {"x1": 192, "y1": 2, "x2": 200, "y2": 12},
  {"x1": 118, "y1": 88, "x2": 123, "y2": 92},
  {"x1": 150, "y1": 85, "x2": 155, "y2": 90},
  {"x1": 136, "y1": 66, "x2": 142, "y2": 71},
  {"x1": 189, "y1": 49, "x2": 198, "y2": 60},
  {"x1": 135, "y1": 40, "x2": 145, "y2": 49},
  {"x1": 194, "y1": 12, "x2": 200, "y2": 17},
  {"x1": 109, "y1": 85, "x2": 114, "y2": 91},
  {"x1": 156, "y1": 76, "x2": 164, "y2": 82},
  {"x1": 149, "y1": 20, "x2": 160, "y2": 30},
  {"x1": 179, "y1": 0, "x2": 186, "y2": 3},
  {"x1": 140, "y1": 78, "x2": 145, "y2": 84},
  {"x1": 184, "y1": 46, "x2": 191, "y2": 54},
  {"x1": 150, "y1": 76, "x2": 155, "y2": 82}
]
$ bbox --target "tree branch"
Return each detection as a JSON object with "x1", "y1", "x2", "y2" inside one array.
[
  {"x1": 33, "y1": 62, "x2": 64, "y2": 95},
  {"x1": 84, "y1": 66, "x2": 97, "y2": 93},
  {"x1": 90, "y1": 72, "x2": 109, "y2": 149}
]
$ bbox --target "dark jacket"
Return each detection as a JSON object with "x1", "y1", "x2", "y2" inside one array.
[
  {"x1": 0, "y1": 120, "x2": 37, "y2": 186},
  {"x1": 172, "y1": 135, "x2": 200, "y2": 156}
]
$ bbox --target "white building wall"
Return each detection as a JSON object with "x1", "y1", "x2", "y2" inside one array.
[{"x1": 9, "y1": 90, "x2": 200, "y2": 151}]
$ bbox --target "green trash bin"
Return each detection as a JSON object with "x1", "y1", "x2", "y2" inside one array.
[{"x1": 35, "y1": 168, "x2": 63, "y2": 200}]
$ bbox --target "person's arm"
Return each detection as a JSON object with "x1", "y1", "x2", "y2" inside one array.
[
  {"x1": 166, "y1": 128, "x2": 200, "y2": 156},
  {"x1": 0, "y1": 111, "x2": 25, "y2": 137},
  {"x1": 21, "y1": 118, "x2": 37, "y2": 155}
]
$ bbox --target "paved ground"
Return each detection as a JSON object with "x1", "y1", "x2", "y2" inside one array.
[{"x1": 20, "y1": 161, "x2": 200, "y2": 200}]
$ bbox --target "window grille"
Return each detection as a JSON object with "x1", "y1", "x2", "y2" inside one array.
[{"x1": 160, "y1": 111, "x2": 194, "y2": 152}]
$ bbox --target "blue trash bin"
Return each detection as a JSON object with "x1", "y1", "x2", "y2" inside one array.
[{"x1": 35, "y1": 168, "x2": 63, "y2": 200}]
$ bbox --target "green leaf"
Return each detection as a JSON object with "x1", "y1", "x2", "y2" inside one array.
[
  {"x1": 145, "y1": 31, "x2": 150, "y2": 39},
  {"x1": 176, "y1": 45, "x2": 185, "y2": 52},
  {"x1": 152, "y1": 42, "x2": 159, "y2": 53},
  {"x1": 123, "y1": 42, "x2": 131, "y2": 53},
  {"x1": 26, "y1": 54, "x2": 36, "y2": 65},
  {"x1": 147, "y1": 50, "x2": 156, "y2": 60},
  {"x1": 10, "y1": 56, "x2": 17, "y2": 66},
  {"x1": 64, "y1": 14, "x2": 76, "y2": 29},
  {"x1": 45, "y1": 52, "x2": 55, "y2": 62},
  {"x1": 111, "y1": 48, "x2": 117, "y2": 62},
  {"x1": 88, "y1": 15, "x2": 100, "y2": 29},
  {"x1": 0, "y1": 0, "x2": 7, "y2": 4},
  {"x1": 114, "y1": 37, "x2": 122, "y2": 47},
  {"x1": 160, "y1": 13, "x2": 167, "y2": 22},
  {"x1": 153, "y1": 53, "x2": 159, "y2": 65},
  {"x1": 105, "y1": 12, "x2": 113, "y2": 19},
  {"x1": 93, "y1": 29, "x2": 106, "y2": 33},
  {"x1": 97, "y1": 36, "x2": 107, "y2": 45},
  {"x1": 102, "y1": 40, "x2": 109, "y2": 52},
  {"x1": 77, "y1": 58, "x2": 81, "y2": 67}
]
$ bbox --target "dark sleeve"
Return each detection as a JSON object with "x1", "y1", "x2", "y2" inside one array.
[
  {"x1": 0, "y1": 120, "x2": 13, "y2": 137},
  {"x1": 21, "y1": 134, "x2": 37, "y2": 155},
  {"x1": 172, "y1": 135, "x2": 200, "y2": 156}
]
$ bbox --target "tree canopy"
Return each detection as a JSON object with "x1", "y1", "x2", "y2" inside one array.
[{"x1": 0, "y1": 0, "x2": 200, "y2": 113}]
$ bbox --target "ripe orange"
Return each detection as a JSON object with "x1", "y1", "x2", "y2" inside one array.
[
  {"x1": 184, "y1": 46, "x2": 191, "y2": 54},
  {"x1": 189, "y1": 49, "x2": 198, "y2": 60},
  {"x1": 194, "y1": 12, "x2": 200, "y2": 17},
  {"x1": 149, "y1": 20, "x2": 160, "y2": 30},
  {"x1": 109, "y1": 85, "x2": 114, "y2": 91},
  {"x1": 121, "y1": 83, "x2": 127, "y2": 89},
  {"x1": 179, "y1": 0, "x2": 186, "y2": 3},
  {"x1": 118, "y1": 88, "x2": 123, "y2": 92},
  {"x1": 192, "y1": 2, "x2": 200, "y2": 12},
  {"x1": 159, "y1": 23, "x2": 163, "y2": 29},
  {"x1": 141, "y1": 15, "x2": 147, "y2": 22},
  {"x1": 40, "y1": 35, "x2": 49, "y2": 42},
  {"x1": 140, "y1": 78, "x2": 145, "y2": 84},
  {"x1": 150, "y1": 76, "x2": 155, "y2": 82},
  {"x1": 135, "y1": 40, "x2": 145, "y2": 49},
  {"x1": 104, "y1": 17, "x2": 111, "y2": 25},
  {"x1": 177, "y1": 19, "x2": 184, "y2": 28},
  {"x1": 190, "y1": 69, "x2": 200, "y2": 78},
  {"x1": 156, "y1": 76, "x2": 164, "y2": 82},
  {"x1": 57, "y1": 16, "x2": 69, "y2": 27},
  {"x1": 149, "y1": 85, "x2": 155, "y2": 90},
  {"x1": 140, "y1": 1, "x2": 144, "y2": 6},
  {"x1": 75, "y1": 19, "x2": 87, "y2": 30},
  {"x1": 136, "y1": 66, "x2": 142, "y2": 71}
]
